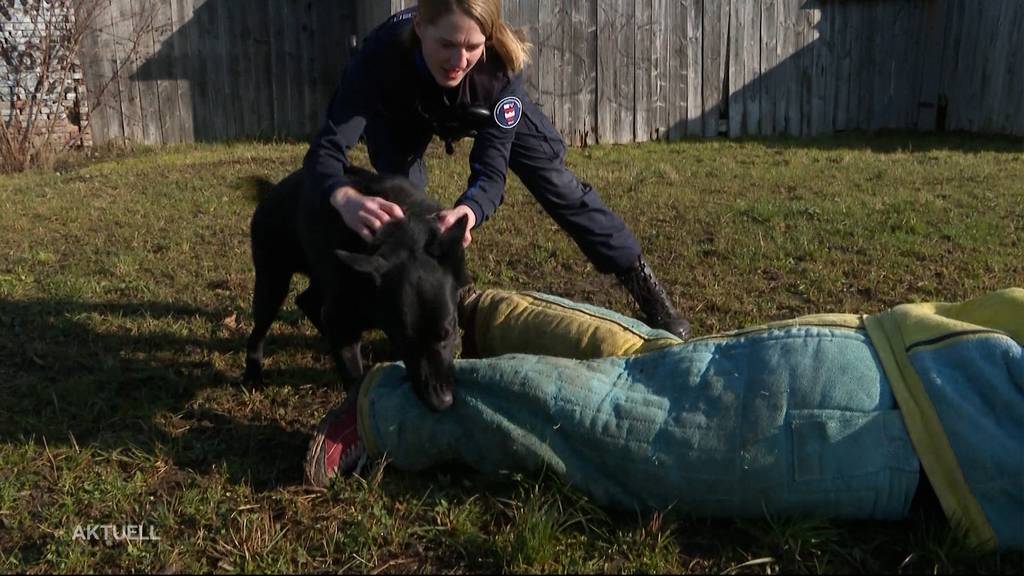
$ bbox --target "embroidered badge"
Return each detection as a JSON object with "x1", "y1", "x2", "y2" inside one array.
[{"x1": 494, "y1": 96, "x2": 522, "y2": 129}]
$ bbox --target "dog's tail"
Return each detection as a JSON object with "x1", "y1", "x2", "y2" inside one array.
[{"x1": 238, "y1": 175, "x2": 278, "y2": 204}]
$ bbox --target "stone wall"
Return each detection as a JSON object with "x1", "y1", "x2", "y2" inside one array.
[{"x1": 1, "y1": 0, "x2": 91, "y2": 147}]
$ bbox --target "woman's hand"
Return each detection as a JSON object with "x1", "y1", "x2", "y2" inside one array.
[
  {"x1": 436, "y1": 205, "x2": 476, "y2": 248},
  {"x1": 330, "y1": 185, "x2": 406, "y2": 243}
]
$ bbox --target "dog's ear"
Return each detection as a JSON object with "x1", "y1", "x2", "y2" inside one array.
[
  {"x1": 433, "y1": 214, "x2": 468, "y2": 257},
  {"x1": 430, "y1": 216, "x2": 471, "y2": 287},
  {"x1": 335, "y1": 250, "x2": 390, "y2": 286}
]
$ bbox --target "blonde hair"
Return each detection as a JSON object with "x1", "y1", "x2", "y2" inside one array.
[{"x1": 416, "y1": 0, "x2": 532, "y2": 73}]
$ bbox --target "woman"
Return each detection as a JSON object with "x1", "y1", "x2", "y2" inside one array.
[{"x1": 304, "y1": 0, "x2": 689, "y2": 339}]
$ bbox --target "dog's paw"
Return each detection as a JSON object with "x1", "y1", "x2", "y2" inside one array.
[{"x1": 242, "y1": 359, "x2": 265, "y2": 388}]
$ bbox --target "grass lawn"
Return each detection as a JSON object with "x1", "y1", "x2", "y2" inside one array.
[{"x1": 0, "y1": 133, "x2": 1021, "y2": 573}]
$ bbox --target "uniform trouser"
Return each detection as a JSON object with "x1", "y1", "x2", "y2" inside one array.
[{"x1": 363, "y1": 101, "x2": 642, "y2": 275}]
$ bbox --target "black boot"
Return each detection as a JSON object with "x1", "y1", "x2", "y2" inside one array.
[{"x1": 616, "y1": 256, "x2": 691, "y2": 340}]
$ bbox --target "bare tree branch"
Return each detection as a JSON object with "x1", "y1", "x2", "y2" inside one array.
[{"x1": 1, "y1": 0, "x2": 158, "y2": 172}]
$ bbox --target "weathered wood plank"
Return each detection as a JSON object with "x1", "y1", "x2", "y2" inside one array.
[
  {"x1": 216, "y1": 0, "x2": 238, "y2": 140},
  {"x1": 311, "y1": 0, "x2": 353, "y2": 137},
  {"x1": 727, "y1": 0, "x2": 743, "y2": 137},
  {"x1": 702, "y1": 0, "x2": 727, "y2": 137},
  {"x1": 734, "y1": 0, "x2": 756, "y2": 137},
  {"x1": 584, "y1": 0, "x2": 598, "y2": 146},
  {"x1": 317, "y1": 0, "x2": 345, "y2": 104},
  {"x1": 900, "y1": 2, "x2": 920, "y2": 130},
  {"x1": 503, "y1": 0, "x2": 518, "y2": 30},
  {"x1": 891, "y1": 1, "x2": 911, "y2": 130},
  {"x1": 909, "y1": 0, "x2": 931, "y2": 129},
  {"x1": 862, "y1": 0, "x2": 880, "y2": 131},
  {"x1": 77, "y1": 0, "x2": 122, "y2": 145},
  {"x1": 226, "y1": 0, "x2": 242, "y2": 138},
  {"x1": 773, "y1": 0, "x2": 787, "y2": 134},
  {"x1": 248, "y1": 0, "x2": 272, "y2": 139},
  {"x1": 634, "y1": 0, "x2": 651, "y2": 142},
  {"x1": 861, "y1": 1, "x2": 879, "y2": 131},
  {"x1": 842, "y1": 0, "x2": 856, "y2": 130},
  {"x1": 825, "y1": 2, "x2": 839, "y2": 134},
  {"x1": 147, "y1": 0, "x2": 178, "y2": 144},
  {"x1": 999, "y1": 0, "x2": 1021, "y2": 135},
  {"x1": 557, "y1": 1, "x2": 574, "y2": 141},
  {"x1": 968, "y1": 0, "x2": 998, "y2": 133},
  {"x1": 204, "y1": 0, "x2": 225, "y2": 140},
  {"x1": 684, "y1": 0, "x2": 701, "y2": 137},
  {"x1": 775, "y1": 0, "x2": 789, "y2": 136},
  {"x1": 109, "y1": 0, "x2": 136, "y2": 142},
  {"x1": 978, "y1": 0, "x2": 1003, "y2": 132},
  {"x1": 76, "y1": 7, "x2": 103, "y2": 144},
  {"x1": 810, "y1": 1, "x2": 829, "y2": 136},
  {"x1": 312, "y1": 0, "x2": 333, "y2": 123},
  {"x1": 995, "y1": 0, "x2": 1019, "y2": 135},
  {"x1": 185, "y1": 0, "x2": 210, "y2": 140},
  {"x1": 782, "y1": 0, "x2": 800, "y2": 136},
  {"x1": 1006, "y1": 1, "x2": 1024, "y2": 135},
  {"x1": 269, "y1": 0, "x2": 291, "y2": 138},
  {"x1": 966, "y1": 0, "x2": 991, "y2": 133},
  {"x1": 169, "y1": 0, "x2": 194, "y2": 142},
  {"x1": 298, "y1": 0, "x2": 317, "y2": 138},
  {"x1": 798, "y1": 1, "x2": 814, "y2": 137},
  {"x1": 831, "y1": 0, "x2": 849, "y2": 132},
  {"x1": 893, "y1": 2, "x2": 916, "y2": 130},
  {"x1": 743, "y1": 0, "x2": 760, "y2": 136},
  {"x1": 648, "y1": 0, "x2": 667, "y2": 140},
  {"x1": 132, "y1": 0, "x2": 163, "y2": 144},
  {"x1": 950, "y1": 0, "x2": 981, "y2": 131},
  {"x1": 938, "y1": 0, "x2": 964, "y2": 132},
  {"x1": 256, "y1": 0, "x2": 276, "y2": 138},
  {"x1": 279, "y1": 0, "x2": 303, "y2": 139},
  {"x1": 664, "y1": 0, "x2": 682, "y2": 140},
  {"x1": 573, "y1": 0, "x2": 597, "y2": 146},
  {"x1": 301, "y1": 0, "x2": 320, "y2": 139},
  {"x1": 538, "y1": 0, "x2": 558, "y2": 129},
  {"x1": 874, "y1": 2, "x2": 896, "y2": 130},
  {"x1": 234, "y1": 1, "x2": 256, "y2": 139},
  {"x1": 565, "y1": 0, "x2": 583, "y2": 145},
  {"x1": 259, "y1": 0, "x2": 279, "y2": 138},
  {"x1": 110, "y1": 0, "x2": 144, "y2": 142},
  {"x1": 355, "y1": 0, "x2": 390, "y2": 44},
  {"x1": 727, "y1": 0, "x2": 757, "y2": 137},
  {"x1": 519, "y1": 0, "x2": 541, "y2": 109},
  {"x1": 759, "y1": 0, "x2": 778, "y2": 136},
  {"x1": 884, "y1": 0, "x2": 909, "y2": 129},
  {"x1": 978, "y1": 0, "x2": 1011, "y2": 134},
  {"x1": 618, "y1": 0, "x2": 636, "y2": 143},
  {"x1": 195, "y1": 0, "x2": 223, "y2": 140},
  {"x1": 915, "y1": 0, "x2": 945, "y2": 131},
  {"x1": 878, "y1": 2, "x2": 901, "y2": 131},
  {"x1": 596, "y1": 0, "x2": 615, "y2": 143}
]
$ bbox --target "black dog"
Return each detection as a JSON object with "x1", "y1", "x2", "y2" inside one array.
[{"x1": 243, "y1": 167, "x2": 470, "y2": 411}]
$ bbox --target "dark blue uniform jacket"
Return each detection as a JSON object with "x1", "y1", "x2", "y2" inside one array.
[{"x1": 303, "y1": 8, "x2": 527, "y2": 228}]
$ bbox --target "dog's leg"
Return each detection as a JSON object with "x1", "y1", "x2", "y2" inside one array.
[
  {"x1": 329, "y1": 333, "x2": 364, "y2": 391},
  {"x1": 339, "y1": 341, "x2": 364, "y2": 391},
  {"x1": 295, "y1": 282, "x2": 324, "y2": 335},
  {"x1": 321, "y1": 298, "x2": 365, "y2": 390},
  {"x1": 244, "y1": 256, "x2": 292, "y2": 387}
]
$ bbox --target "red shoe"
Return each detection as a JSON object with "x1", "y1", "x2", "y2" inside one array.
[{"x1": 304, "y1": 397, "x2": 366, "y2": 487}]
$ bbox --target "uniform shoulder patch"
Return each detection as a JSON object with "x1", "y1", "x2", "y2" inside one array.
[{"x1": 493, "y1": 96, "x2": 522, "y2": 129}]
